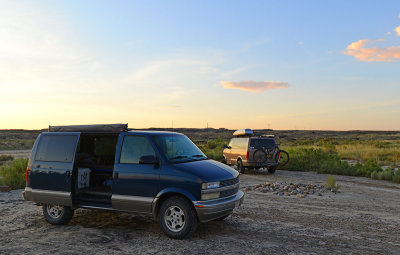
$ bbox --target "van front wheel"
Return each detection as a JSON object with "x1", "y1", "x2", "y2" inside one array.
[
  {"x1": 43, "y1": 204, "x2": 74, "y2": 225},
  {"x1": 158, "y1": 197, "x2": 198, "y2": 239}
]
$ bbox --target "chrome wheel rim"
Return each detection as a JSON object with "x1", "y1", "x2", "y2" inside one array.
[
  {"x1": 47, "y1": 205, "x2": 64, "y2": 219},
  {"x1": 164, "y1": 205, "x2": 185, "y2": 232}
]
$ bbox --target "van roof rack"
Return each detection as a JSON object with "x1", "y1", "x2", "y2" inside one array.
[
  {"x1": 233, "y1": 129, "x2": 253, "y2": 137},
  {"x1": 48, "y1": 124, "x2": 128, "y2": 132}
]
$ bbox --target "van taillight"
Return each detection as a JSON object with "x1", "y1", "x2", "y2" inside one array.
[
  {"x1": 25, "y1": 167, "x2": 30, "y2": 183},
  {"x1": 246, "y1": 151, "x2": 249, "y2": 159}
]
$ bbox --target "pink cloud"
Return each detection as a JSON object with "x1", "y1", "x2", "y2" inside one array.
[
  {"x1": 221, "y1": 80, "x2": 289, "y2": 93},
  {"x1": 395, "y1": 25, "x2": 400, "y2": 36},
  {"x1": 344, "y1": 39, "x2": 400, "y2": 62}
]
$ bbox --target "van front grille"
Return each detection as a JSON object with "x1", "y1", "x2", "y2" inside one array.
[
  {"x1": 220, "y1": 176, "x2": 239, "y2": 187},
  {"x1": 219, "y1": 176, "x2": 240, "y2": 198},
  {"x1": 220, "y1": 187, "x2": 239, "y2": 198}
]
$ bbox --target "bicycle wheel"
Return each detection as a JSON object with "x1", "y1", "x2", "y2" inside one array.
[{"x1": 277, "y1": 150, "x2": 289, "y2": 167}]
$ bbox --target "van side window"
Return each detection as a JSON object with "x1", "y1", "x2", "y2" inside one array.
[
  {"x1": 231, "y1": 138, "x2": 247, "y2": 149},
  {"x1": 239, "y1": 138, "x2": 249, "y2": 149},
  {"x1": 120, "y1": 136, "x2": 156, "y2": 164},
  {"x1": 35, "y1": 135, "x2": 77, "y2": 162},
  {"x1": 230, "y1": 139, "x2": 238, "y2": 149}
]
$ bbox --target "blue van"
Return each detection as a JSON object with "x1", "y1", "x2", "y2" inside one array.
[{"x1": 23, "y1": 124, "x2": 244, "y2": 239}]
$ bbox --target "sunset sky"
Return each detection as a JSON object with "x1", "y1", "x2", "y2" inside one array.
[{"x1": 1, "y1": 0, "x2": 399, "y2": 130}]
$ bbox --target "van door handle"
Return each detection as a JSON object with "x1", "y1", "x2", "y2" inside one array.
[{"x1": 66, "y1": 171, "x2": 71, "y2": 178}]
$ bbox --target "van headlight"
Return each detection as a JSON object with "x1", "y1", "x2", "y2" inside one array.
[
  {"x1": 201, "y1": 192, "x2": 220, "y2": 200},
  {"x1": 202, "y1": 182, "x2": 220, "y2": 189},
  {"x1": 201, "y1": 181, "x2": 221, "y2": 200}
]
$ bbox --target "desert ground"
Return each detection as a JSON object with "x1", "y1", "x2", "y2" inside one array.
[{"x1": 1, "y1": 169, "x2": 399, "y2": 255}]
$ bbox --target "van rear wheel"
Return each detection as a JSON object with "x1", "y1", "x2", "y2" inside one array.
[
  {"x1": 267, "y1": 166, "x2": 277, "y2": 174},
  {"x1": 237, "y1": 159, "x2": 245, "y2": 174},
  {"x1": 43, "y1": 204, "x2": 74, "y2": 225},
  {"x1": 158, "y1": 197, "x2": 198, "y2": 239}
]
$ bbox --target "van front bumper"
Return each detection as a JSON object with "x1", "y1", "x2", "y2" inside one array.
[{"x1": 193, "y1": 191, "x2": 244, "y2": 222}]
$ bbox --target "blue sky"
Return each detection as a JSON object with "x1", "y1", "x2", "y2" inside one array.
[{"x1": 0, "y1": 0, "x2": 399, "y2": 130}]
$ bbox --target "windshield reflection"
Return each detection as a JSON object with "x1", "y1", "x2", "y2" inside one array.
[{"x1": 152, "y1": 134, "x2": 207, "y2": 163}]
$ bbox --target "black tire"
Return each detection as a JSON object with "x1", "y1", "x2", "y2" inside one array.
[
  {"x1": 277, "y1": 150, "x2": 290, "y2": 167},
  {"x1": 253, "y1": 149, "x2": 267, "y2": 163},
  {"x1": 267, "y1": 166, "x2": 277, "y2": 174},
  {"x1": 42, "y1": 204, "x2": 74, "y2": 225},
  {"x1": 237, "y1": 159, "x2": 245, "y2": 174},
  {"x1": 158, "y1": 197, "x2": 198, "y2": 239},
  {"x1": 213, "y1": 214, "x2": 230, "y2": 221}
]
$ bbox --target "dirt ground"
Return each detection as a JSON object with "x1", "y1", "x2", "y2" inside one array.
[{"x1": 1, "y1": 169, "x2": 399, "y2": 255}]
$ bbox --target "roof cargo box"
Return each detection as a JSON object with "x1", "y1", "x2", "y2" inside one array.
[
  {"x1": 233, "y1": 129, "x2": 253, "y2": 137},
  {"x1": 49, "y1": 124, "x2": 128, "y2": 132}
]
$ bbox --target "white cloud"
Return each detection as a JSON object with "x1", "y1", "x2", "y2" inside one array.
[{"x1": 221, "y1": 80, "x2": 289, "y2": 93}]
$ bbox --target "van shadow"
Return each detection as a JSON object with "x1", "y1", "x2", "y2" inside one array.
[{"x1": 67, "y1": 209, "x2": 239, "y2": 239}]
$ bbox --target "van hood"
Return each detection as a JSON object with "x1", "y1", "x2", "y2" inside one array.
[{"x1": 172, "y1": 159, "x2": 239, "y2": 182}]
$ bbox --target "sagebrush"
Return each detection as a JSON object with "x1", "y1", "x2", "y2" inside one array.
[{"x1": 0, "y1": 158, "x2": 28, "y2": 189}]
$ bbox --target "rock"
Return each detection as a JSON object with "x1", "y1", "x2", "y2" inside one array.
[
  {"x1": 0, "y1": 186, "x2": 11, "y2": 192},
  {"x1": 297, "y1": 194, "x2": 305, "y2": 198},
  {"x1": 318, "y1": 193, "x2": 322, "y2": 196},
  {"x1": 279, "y1": 193, "x2": 284, "y2": 196}
]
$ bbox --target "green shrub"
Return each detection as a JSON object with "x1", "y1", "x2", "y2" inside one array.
[
  {"x1": 197, "y1": 138, "x2": 228, "y2": 161},
  {"x1": 281, "y1": 147, "x2": 388, "y2": 180},
  {"x1": 376, "y1": 169, "x2": 393, "y2": 181},
  {"x1": 0, "y1": 158, "x2": 28, "y2": 189},
  {"x1": 393, "y1": 174, "x2": 400, "y2": 184},
  {"x1": 0, "y1": 155, "x2": 14, "y2": 162},
  {"x1": 354, "y1": 159, "x2": 382, "y2": 177},
  {"x1": 326, "y1": 175, "x2": 341, "y2": 191},
  {"x1": 282, "y1": 148, "x2": 355, "y2": 175},
  {"x1": 371, "y1": 171, "x2": 379, "y2": 180}
]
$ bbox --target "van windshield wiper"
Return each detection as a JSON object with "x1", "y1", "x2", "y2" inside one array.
[
  {"x1": 169, "y1": 155, "x2": 188, "y2": 161},
  {"x1": 191, "y1": 154, "x2": 207, "y2": 159}
]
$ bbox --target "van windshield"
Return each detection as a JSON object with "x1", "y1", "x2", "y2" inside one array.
[
  {"x1": 250, "y1": 138, "x2": 276, "y2": 149},
  {"x1": 151, "y1": 134, "x2": 207, "y2": 163}
]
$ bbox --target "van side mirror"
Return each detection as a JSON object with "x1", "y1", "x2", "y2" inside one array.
[
  {"x1": 223, "y1": 145, "x2": 231, "y2": 149},
  {"x1": 139, "y1": 155, "x2": 159, "y2": 165}
]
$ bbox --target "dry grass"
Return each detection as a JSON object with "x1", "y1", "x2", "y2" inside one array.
[{"x1": 336, "y1": 143, "x2": 400, "y2": 166}]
